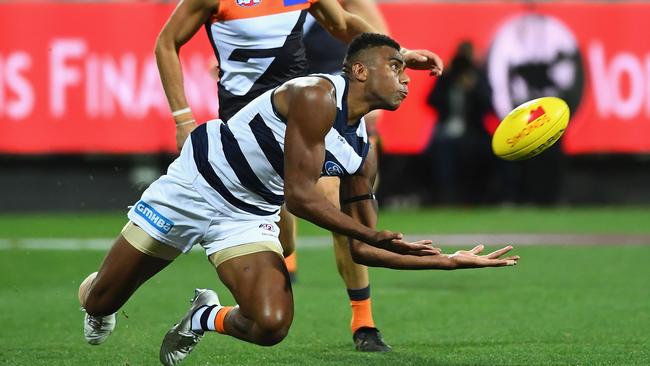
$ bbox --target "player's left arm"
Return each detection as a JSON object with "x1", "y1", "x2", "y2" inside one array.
[
  {"x1": 339, "y1": 145, "x2": 440, "y2": 268},
  {"x1": 341, "y1": 147, "x2": 519, "y2": 269}
]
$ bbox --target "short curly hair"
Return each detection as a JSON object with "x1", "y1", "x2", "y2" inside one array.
[{"x1": 343, "y1": 33, "x2": 401, "y2": 73}]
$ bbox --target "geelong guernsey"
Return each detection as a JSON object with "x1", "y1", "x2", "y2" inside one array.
[{"x1": 183, "y1": 74, "x2": 369, "y2": 220}]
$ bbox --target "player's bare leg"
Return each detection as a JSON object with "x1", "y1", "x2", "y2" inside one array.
[
  {"x1": 214, "y1": 251, "x2": 294, "y2": 345},
  {"x1": 160, "y1": 249, "x2": 292, "y2": 365},
  {"x1": 317, "y1": 176, "x2": 390, "y2": 352},
  {"x1": 278, "y1": 205, "x2": 298, "y2": 282},
  {"x1": 79, "y1": 232, "x2": 178, "y2": 345},
  {"x1": 161, "y1": 249, "x2": 293, "y2": 365}
]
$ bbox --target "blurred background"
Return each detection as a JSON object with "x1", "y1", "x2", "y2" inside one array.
[
  {"x1": 2, "y1": 2, "x2": 649, "y2": 364},
  {"x1": 1, "y1": 0, "x2": 650, "y2": 212}
]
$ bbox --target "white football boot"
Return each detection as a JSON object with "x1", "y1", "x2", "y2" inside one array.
[
  {"x1": 160, "y1": 288, "x2": 221, "y2": 366},
  {"x1": 83, "y1": 311, "x2": 116, "y2": 345}
]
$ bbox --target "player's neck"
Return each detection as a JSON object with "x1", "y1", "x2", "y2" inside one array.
[{"x1": 345, "y1": 86, "x2": 371, "y2": 124}]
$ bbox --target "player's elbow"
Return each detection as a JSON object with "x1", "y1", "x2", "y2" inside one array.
[
  {"x1": 329, "y1": 22, "x2": 348, "y2": 36},
  {"x1": 154, "y1": 33, "x2": 178, "y2": 58},
  {"x1": 154, "y1": 39, "x2": 168, "y2": 60},
  {"x1": 284, "y1": 190, "x2": 310, "y2": 220},
  {"x1": 323, "y1": 16, "x2": 350, "y2": 41}
]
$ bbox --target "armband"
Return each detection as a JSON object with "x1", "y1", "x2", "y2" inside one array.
[{"x1": 340, "y1": 193, "x2": 376, "y2": 205}]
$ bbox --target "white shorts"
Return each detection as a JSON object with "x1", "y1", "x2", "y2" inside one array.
[{"x1": 127, "y1": 168, "x2": 282, "y2": 257}]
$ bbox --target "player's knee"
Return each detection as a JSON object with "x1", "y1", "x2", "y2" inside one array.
[
  {"x1": 78, "y1": 272, "x2": 97, "y2": 307},
  {"x1": 255, "y1": 309, "x2": 292, "y2": 346},
  {"x1": 83, "y1": 282, "x2": 120, "y2": 316},
  {"x1": 257, "y1": 328, "x2": 289, "y2": 346},
  {"x1": 257, "y1": 326, "x2": 290, "y2": 346}
]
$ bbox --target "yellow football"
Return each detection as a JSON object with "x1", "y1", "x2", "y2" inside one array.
[{"x1": 492, "y1": 97, "x2": 570, "y2": 161}]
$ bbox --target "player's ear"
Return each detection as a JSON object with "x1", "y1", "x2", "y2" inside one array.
[{"x1": 351, "y1": 62, "x2": 368, "y2": 82}]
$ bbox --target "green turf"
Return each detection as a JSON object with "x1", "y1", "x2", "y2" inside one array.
[
  {"x1": 1, "y1": 208, "x2": 649, "y2": 364},
  {"x1": 0, "y1": 246, "x2": 648, "y2": 365},
  {"x1": 2, "y1": 207, "x2": 650, "y2": 238}
]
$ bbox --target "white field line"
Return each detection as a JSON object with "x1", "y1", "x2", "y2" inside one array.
[{"x1": 0, "y1": 234, "x2": 649, "y2": 251}]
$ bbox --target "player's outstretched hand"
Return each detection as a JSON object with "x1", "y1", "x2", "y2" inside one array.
[
  {"x1": 448, "y1": 244, "x2": 519, "y2": 269},
  {"x1": 401, "y1": 49, "x2": 444, "y2": 76},
  {"x1": 373, "y1": 230, "x2": 441, "y2": 256}
]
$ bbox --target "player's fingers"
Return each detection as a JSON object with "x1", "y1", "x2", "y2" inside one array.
[
  {"x1": 391, "y1": 239, "x2": 424, "y2": 247},
  {"x1": 470, "y1": 244, "x2": 484, "y2": 255},
  {"x1": 411, "y1": 240, "x2": 433, "y2": 246},
  {"x1": 407, "y1": 242, "x2": 436, "y2": 251},
  {"x1": 409, "y1": 248, "x2": 440, "y2": 256},
  {"x1": 481, "y1": 258, "x2": 517, "y2": 267},
  {"x1": 485, "y1": 245, "x2": 513, "y2": 259},
  {"x1": 501, "y1": 255, "x2": 520, "y2": 261},
  {"x1": 411, "y1": 240, "x2": 440, "y2": 254},
  {"x1": 503, "y1": 258, "x2": 518, "y2": 266},
  {"x1": 392, "y1": 239, "x2": 438, "y2": 255},
  {"x1": 413, "y1": 246, "x2": 442, "y2": 255},
  {"x1": 383, "y1": 231, "x2": 404, "y2": 241},
  {"x1": 427, "y1": 52, "x2": 444, "y2": 72},
  {"x1": 390, "y1": 239, "x2": 428, "y2": 255}
]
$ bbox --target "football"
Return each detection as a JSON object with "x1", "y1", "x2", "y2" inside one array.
[{"x1": 491, "y1": 97, "x2": 570, "y2": 161}]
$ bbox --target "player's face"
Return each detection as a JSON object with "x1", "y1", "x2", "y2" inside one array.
[{"x1": 368, "y1": 47, "x2": 410, "y2": 110}]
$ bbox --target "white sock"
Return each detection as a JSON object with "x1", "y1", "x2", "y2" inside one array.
[{"x1": 190, "y1": 305, "x2": 221, "y2": 332}]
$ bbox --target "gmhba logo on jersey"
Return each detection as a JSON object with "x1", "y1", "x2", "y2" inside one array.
[{"x1": 487, "y1": 14, "x2": 584, "y2": 119}]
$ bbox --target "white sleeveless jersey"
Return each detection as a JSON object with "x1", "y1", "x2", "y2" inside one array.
[
  {"x1": 182, "y1": 74, "x2": 369, "y2": 219},
  {"x1": 206, "y1": 0, "x2": 318, "y2": 121}
]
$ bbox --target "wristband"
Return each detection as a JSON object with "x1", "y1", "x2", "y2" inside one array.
[
  {"x1": 175, "y1": 119, "x2": 195, "y2": 127},
  {"x1": 172, "y1": 107, "x2": 191, "y2": 117}
]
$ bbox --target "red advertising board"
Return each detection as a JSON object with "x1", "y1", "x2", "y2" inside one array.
[
  {"x1": 0, "y1": 3, "x2": 216, "y2": 153},
  {"x1": 379, "y1": 2, "x2": 650, "y2": 154},
  {"x1": 0, "y1": 2, "x2": 649, "y2": 154}
]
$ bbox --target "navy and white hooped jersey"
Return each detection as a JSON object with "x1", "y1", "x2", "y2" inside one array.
[
  {"x1": 183, "y1": 74, "x2": 369, "y2": 219},
  {"x1": 206, "y1": 0, "x2": 319, "y2": 121}
]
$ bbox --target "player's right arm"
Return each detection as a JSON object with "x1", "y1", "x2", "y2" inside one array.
[
  {"x1": 308, "y1": 0, "x2": 376, "y2": 43},
  {"x1": 280, "y1": 78, "x2": 436, "y2": 257},
  {"x1": 155, "y1": 0, "x2": 219, "y2": 150},
  {"x1": 308, "y1": 0, "x2": 443, "y2": 76},
  {"x1": 340, "y1": 0, "x2": 388, "y2": 34}
]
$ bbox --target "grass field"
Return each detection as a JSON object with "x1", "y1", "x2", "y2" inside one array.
[
  {"x1": 0, "y1": 208, "x2": 649, "y2": 365},
  {"x1": 2, "y1": 207, "x2": 650, "y2": 239}
]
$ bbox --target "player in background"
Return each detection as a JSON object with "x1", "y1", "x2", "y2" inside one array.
[
  {"x1": 282, "y1": 0, "x2": 392, "y2": 351},
  {"x1": 78, "y1": 34, "x2": 518, "y2": 366},
  {"x1": 154, "y1": 0, "x2": 442, "y2": 352}
]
